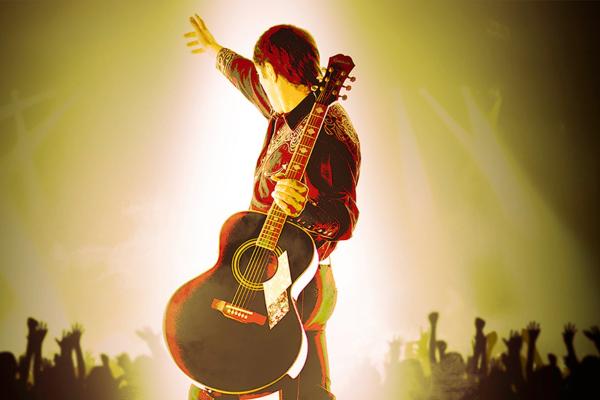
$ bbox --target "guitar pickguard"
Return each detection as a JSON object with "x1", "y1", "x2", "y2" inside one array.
[{"x1": 263, "y1": 251, "x2": 292, "y2": 328}]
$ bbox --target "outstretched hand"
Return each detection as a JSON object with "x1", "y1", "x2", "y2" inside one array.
[
  {"x1": 526, "y1": 321, "x2": 541, "y2": 344},
  {"x1": 136, "y1": 326, "x2": 160, "y2": 346},
  {"x1": 428, "y1": 311, "x2": 439, "y2": 326},
  {"x1": 563, "y1": 323, "x2": 577, "y2": 344},
  {"x1": 184, "y1": 14, "x2": 222, "y2": 56},
  {"x1": 30, "y1": 322, "x2": 48, "y2": 350},
  {"x1": 55, "y1": 324, "x2": 84, "y2": 354},
  {"x1": 27, "y1": 317, "x2": 39, "y2": 333},
  {"x1": 583, "y1": 326, "x2": 600, "y2": 343},
  {"x1": 70, "y1": 323, "x2": 84, "y2": 348},
  {"x1": 503, "y1": 330, "x2": 523, "y2": 355},
  {"x1": 56, "y1": 330, "x2": 73, "y2": 354}
]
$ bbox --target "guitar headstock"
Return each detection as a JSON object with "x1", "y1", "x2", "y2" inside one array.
[{"x1": 312, "y1": 54, "x2": 356, "y2": 106}]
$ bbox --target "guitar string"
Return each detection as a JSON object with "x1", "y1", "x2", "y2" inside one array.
[
  {"x1": 236, "y1": 102, "x2": 326, "y2": 310},
  {"x1": 236, "y1": 211, "x2": 283, "y2": 308},
  {"x1": 230, "y1": 243, "x2": 263, "y2": 306},
  {"x1": 242, "y1": 114, "x2": 322, "y2": 308},
  {"x1": 236, "y1": 114, "x2": 310, "y2": 309},
  {"x1": 234, "y1": 232, "x2": 276, "y2": 307},
  {"x1": 241, "y1": 108, "x2": 324, "y2": 309},
  {"x1": 237, "y1": 219, "x2": 277, "y2": 308},
  {"x1": 238, "y1": 206, "x2": 285, "y2": 309},
  {"x1": 231, "y1": 116, "x2": 285, "y2": 308},
  {"x1": 238, "y1": 251, "x2": 267, "y2": 309},
  {"x1": 236, "y1": 241, "x2": 269, "y2": 307}
]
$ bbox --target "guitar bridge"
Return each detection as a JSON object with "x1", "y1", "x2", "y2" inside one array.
[{"x1": 211, "y1": 298, "x2": 267, "y2": 326}]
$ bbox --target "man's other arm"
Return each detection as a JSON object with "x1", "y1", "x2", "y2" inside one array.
[
  {"x1": 215, "y1": 48, "x2": 273, "y2": 118},
  {"x1": 185, "y1": 15, "x2": 272, "y2": 118}
]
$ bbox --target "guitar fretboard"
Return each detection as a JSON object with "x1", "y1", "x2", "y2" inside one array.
[{"x1": 256, "y1": 102, "x2": 329, "y2": 250}]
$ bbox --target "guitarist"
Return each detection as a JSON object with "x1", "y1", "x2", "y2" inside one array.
[{"x1": 185, "y1": 15, "x2": 361, "y2": 400}]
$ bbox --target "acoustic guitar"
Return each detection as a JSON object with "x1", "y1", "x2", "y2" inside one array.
[{"x1": 163, "y1": 54, "x2": 355, "y2": 396}]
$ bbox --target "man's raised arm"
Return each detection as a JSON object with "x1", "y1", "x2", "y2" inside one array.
[{"x1": 185, "y1": 14, "x2": 273, "y2": 118}]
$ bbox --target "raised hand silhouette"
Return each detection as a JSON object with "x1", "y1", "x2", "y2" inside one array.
[
  {"x1": 562, "y1": 323, "x2": 579, "y2": 372},
  {"x1": 27, "y1": 317, "x2": 38, "y2": 333},
  {"x1": 472, "y1": 317, "x2": 487, "y2": 374},
  {"x1": 583, "y1": 326, "x2": 600, "y2": 354},
  {"x1": 136, "y1": 326, "x2": 164, "y2": 358},
  {"x1": 100, "y1": 353, "x2": 110, "y2": 369},
  {"x1": 436, "y1": 340, "x2": 447, "y2": 358},
  {"x1": 526, "y1": 321, "x2": 541, "y2": 343},
  {"x1": 55, "y1": 330, "x2": 74, "y2": 355},
  {"x1": 29, "y1": 322, "x2": 47, "y2": 351},
  {"x1": 388, "y1": 336, "x2": 403, "y2": 363},
  {"x1": 525, "y1": 321, "x2": 541, "y2": 380},
  {"x1": 475, "y1": 317, "x2": 486, "y2": 331},
  {"x1": 70, "y1": 324, "x2": 84, "y2": 345},
  {"x1": 502, "y1": 330, "x2": 525, "y2": 389},
  {"x1": 503, "y1": 330, "x2": 523, "y2": 355},
  {"x1": 428, "y1": 311, "x2": 439, "y2": 326},
  {"x1": 562, "y1": 323, "x2": 577, "y2": 345},
  {"x1": 428, "y1": 312, "x2": 440, "y2": 365},
  {"x1": 66, "y1": 323, "x2": 86, "y2": 380}
]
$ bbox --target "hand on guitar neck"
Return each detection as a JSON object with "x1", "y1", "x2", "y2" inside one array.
[{"x1": 271, "y1": 173, "x2": 309, "y2": 218}]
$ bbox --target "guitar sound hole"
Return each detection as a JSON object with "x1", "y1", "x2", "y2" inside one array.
[{"x1": 239, "y1": 247, "x2": 278, "y2": 284}]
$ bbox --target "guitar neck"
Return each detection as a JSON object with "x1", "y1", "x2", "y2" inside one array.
[{"x1": 256, "y1": 102, "x2": 330, "y2": 250}]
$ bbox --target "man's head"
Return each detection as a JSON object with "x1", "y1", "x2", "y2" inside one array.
[{"x1": 253, "y1": 25, "x2": 321, "y2": 111}]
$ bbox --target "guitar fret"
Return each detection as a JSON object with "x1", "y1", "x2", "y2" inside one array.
[
  {"x1": 263, "y1": 223, "x2": 282, "y2": 231},
  {"x1": 258, "y1": 234, "x2": 278, "y2": 243},
  {"x1": 259, "y1": 230, "x2": 280, "y2": 240},
  {"x1": 256, "y1": 103, "x2": 329, "y2": 251}
]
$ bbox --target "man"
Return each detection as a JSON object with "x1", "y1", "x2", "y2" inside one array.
[{"x1": 184, "y1": 15, "x2": 360, "y2": 400}]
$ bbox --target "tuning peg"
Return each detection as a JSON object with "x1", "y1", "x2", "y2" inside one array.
[
  {"x1": 343, "y1": 85, "x2": 352, "y2": 91},
  {"x1": 348, "y1": 76, "x2": 356, "y2": 82},
  {"x1": 340, "y1": 95, "x2": 348, "y2": 101}
]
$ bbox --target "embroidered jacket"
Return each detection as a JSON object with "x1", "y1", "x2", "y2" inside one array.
[{"x1": 216, "y1": 48, "x2": 360, "y2": 260}]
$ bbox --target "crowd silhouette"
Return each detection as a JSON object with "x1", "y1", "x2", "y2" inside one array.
[
  {"x1": 0, "y1": 318, "x2": 173, "y2": 400},
  {"x1": 377, "y1": 312, "x2": 600, "y2": 400},
  {"x1": 1, "y1": 313, "x2": 599, "y2": 399}
]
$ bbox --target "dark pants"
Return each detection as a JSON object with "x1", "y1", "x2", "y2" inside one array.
[{"x1": 189, "y1": 263, "x2": 337, "y2": 400}]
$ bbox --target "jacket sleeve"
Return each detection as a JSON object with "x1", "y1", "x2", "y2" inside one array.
[
  {"x1": 215, "y1": 47, "x2": 273, "y2": 118},
  {"x1": 291, "y1": 104, "x2": 361, "y2": 242}
]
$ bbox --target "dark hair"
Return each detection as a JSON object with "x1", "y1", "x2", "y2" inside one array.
[{"x1": 253, "y1": 24, "x2": 321, "y2": 87}]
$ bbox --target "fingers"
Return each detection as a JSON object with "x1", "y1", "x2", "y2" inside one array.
[
  {"x1": 189, "y1": 15, "x2": 201, "y2": 30},
  {"x1": 197, "y1": 14, "x2": 208, "y2": 30},
  {"x1": 273, "y1": 183, "x2": 306, "y2": 204},
  {"x1": 273, "y1": 190, "x2": 303, "y2": 212},
  {"x1": 189, "y1": 14, "x2": 209, "y2": 35},
  {"x1": 273, "y1": 197, "x2": 296, "y2": 216},
  {"x1": 184, "y1": 31, "x2": 196, "y2": 38},
  {"x1": 270, "y1": 177, "x2": 309, "y2": 216},
  {"x1": 272, "y1": 184, "x2": 307, "y2": 217},
  {"x1": 272, "y1": 177, "x2": 308, "y2": 193}
]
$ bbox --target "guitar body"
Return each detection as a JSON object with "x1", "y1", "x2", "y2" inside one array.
[{"x1": 163, "y1": 210, "x2": 318, "y2": 395}]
